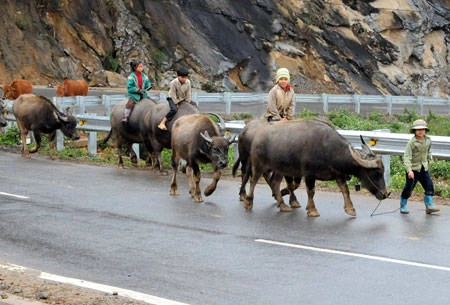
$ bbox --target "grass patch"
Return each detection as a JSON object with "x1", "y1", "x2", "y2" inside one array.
[{"x1": 2, "y1": 108, "x2": 450, "y2": 199}]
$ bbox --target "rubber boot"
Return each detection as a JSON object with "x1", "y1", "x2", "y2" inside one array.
[
  {"x1": 424, "y1": 196, "x2": 440, "y2": 214},
  {"x1": 400, "y1": 197, "x2": 409, "y2": 214}
]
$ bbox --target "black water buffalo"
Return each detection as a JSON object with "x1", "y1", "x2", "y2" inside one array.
[
  {"x1": 244, "y1": 119, "x2": 389, "y2": 217},
  {"x1": 143, "y1": 101, "x2": 199, "y2": 172},
  {"x1": 170, "y1": 114, "x2": 234, "y2": 202},
  {"x1": 232, "y1": 119, "x2": 301, "y2": 211},
  {"x1": 13, "y1": 94, "x2": 79, "y2": 159},
  {"x1": 105, "y1": 98, "x2": 157, "y2": 167}
]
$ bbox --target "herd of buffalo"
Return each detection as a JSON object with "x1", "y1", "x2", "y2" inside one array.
[{"x1": 1, "y1": 82, "x2": 390, "y2": 217}]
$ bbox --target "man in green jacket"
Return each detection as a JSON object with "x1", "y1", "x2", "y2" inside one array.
[{"x1": 400, "y1": 119, "x2": 439, "y2": 214}]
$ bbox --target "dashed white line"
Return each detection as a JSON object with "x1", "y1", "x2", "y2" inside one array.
[
  {"x1": 0, "y1": 192, "x2": 29, "y2": 199},
  {"x1": 39, "y1": 272, "x2": 190, "y2": 305},
  {"x1": 255, "y1": 238, "x2": 450, "y2": 272}
]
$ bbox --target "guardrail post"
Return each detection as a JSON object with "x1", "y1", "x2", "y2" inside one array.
[
  {"x1": 224, "y1": 92, "x2": 231, "y2": 115},
  {"x1": 384, "y1": 95, "x2": 392, "y2": 115},
  {"x1": 132, "y1": 143, "x2": 140, "y2": 160},
  {"x1": 321, "y1": 93, "x2": 328, "y2": 113},
  {"x1": 417, "y1": 96, "x2": 424, "y2": 115},
  {"x1": 87, "y1": 132, "x2": 97, "y2": 157},
  {"x1": 353, "y1": 94, "x2": 360, "y2": 114},
  {"x1": 192, "y1": 92, "x2": 198, "y2": 106},
  {"x1": 56, "y1": 130, "x2": 64, "y2": 151},
  {"x1": 103, "y1": 95, "x2": 111, "y2": 116},
  {"x1": 374, "y1": 129, "x2": 391, "y2": 186},
  {"x1": 447, "y1": 97, "x2": 450, "y2": 115},
  {"x1": 77, "y1": 96, "x2": 85, "y2": 113}
]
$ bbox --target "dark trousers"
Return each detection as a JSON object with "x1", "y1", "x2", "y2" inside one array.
[
  {"x1": 165, "y1": 98, "x2": 178, "y2": 121},
  {"x1": 401, "y1": 166, "x2": 434, "y2": 199},
  {"x1": 125, "y1": 98, "x2": 135, "y2": 110}
]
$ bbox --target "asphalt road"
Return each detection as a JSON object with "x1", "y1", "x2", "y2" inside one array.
[{"x1": 1, "y1": 151, "x2": 450, "y2": 305}]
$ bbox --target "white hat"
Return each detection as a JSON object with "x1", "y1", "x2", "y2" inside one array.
[
  {"x1": 410, "y1": 119, "x2": 429, "y2": 133},
  {"x1": 275, "y1": 68, "x2": 290, "y2": 83}
]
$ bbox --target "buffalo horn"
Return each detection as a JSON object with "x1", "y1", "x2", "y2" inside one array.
[
  {"x1": 226, "y1": 133, "x2": 237, "y2": 144},
  {"x1": 53, "y1": 110, "x2": 69, "y2": 123},
  {"x1": 359, "y1": 135, "x2": 375, "y2": 156},
  {"x1": 349, "y1": 145, "x2": 380, "y2": 168},
  {"x1": 200, "y1": 130, "x2": 213, "y2": 143}
]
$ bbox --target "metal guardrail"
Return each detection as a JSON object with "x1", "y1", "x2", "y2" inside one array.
[
  {"x1": 4, "y1": 93, "x2": 450, "y2": 160},
  {"x1": 48, "y1": 92, "x2": 450, "y2": 116}
]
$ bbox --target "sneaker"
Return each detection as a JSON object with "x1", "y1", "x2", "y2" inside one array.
[{"x1": 158, "y1": 123, "x2": 167, "y2": 131}]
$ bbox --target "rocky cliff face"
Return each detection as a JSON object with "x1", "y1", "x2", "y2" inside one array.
[{"x1": 0, "y1": 0, "x2": 449, "y2": 97}]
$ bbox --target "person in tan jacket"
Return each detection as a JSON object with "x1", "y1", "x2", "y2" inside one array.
[
  {"x1": 158, "y1": 68, "x2": 192, "y2": 130},
  {"x1": 264, "y1": 68, "x2": 295, "y2": 122}
]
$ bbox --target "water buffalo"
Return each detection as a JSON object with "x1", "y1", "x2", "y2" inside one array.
[
  {"x1": 12, "y1": 94, "x2": 80, "y2": 159},
  {"x1": 55, "y1": 79, "x2": 88, "y2": 96},
  {"x1": 244, "y1": 119, "x2": 389, "y2": 217},
  {"x1": 2, "y1": 80, "x2": 33, "y2": 100},
  {"x1": 170, "y1": 114, "x2": 234, "y2": 202},
  {"x1": 104, "y1": 98, "x2": 157, "y2": 167},
  {"x1": 143, "y1": 101, "x2": 199, "y2": 172},
  {"x1": 232, "y1": 119, "x2": 301, "y2": 211}
]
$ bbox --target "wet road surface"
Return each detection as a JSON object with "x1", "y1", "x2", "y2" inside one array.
[{"x1": 0, "y1": 152, "x2": 449, "y2": 305}]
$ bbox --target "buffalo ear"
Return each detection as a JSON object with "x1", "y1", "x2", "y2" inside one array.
[
  {"x1": 65, "y1": 107, "x2": 73, "y2": 116},
  {"x1": 225, "y1": 133, "x2": 237, "y2": 144}
]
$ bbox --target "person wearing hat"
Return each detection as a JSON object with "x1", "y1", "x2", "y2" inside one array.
[
  {"x1": 158, "y1": 67, "x2": 192, "y2": 131},
  {"x1": 264, "y1": 67, "x2": 295, "y2": 122},
  {"x1": 122, "y1": 60, "x2": 152, "y2": 123},
  {"x1": 400, "y1": 119, "x2": 439, "y2": 214}
]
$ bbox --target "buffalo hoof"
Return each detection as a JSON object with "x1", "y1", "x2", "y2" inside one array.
[
  {"x1": 193, "y1": 196, "x2": 203, "y2": 203},
  {"x1": 279, "y1": 203, "x2": 292, "y2": 212},
  {"x1": 344, "y1": 207, "x2": 357, "y2": 217},
  {"x1": 243, "y1": 199, "x2": 253, "y2": 211},
  {"x1": 307, "y1": 209, "x2": 320, "y2": 217},
  {"x1": 280, "y1": 188, "x2": 290, "y2": 196},
  {"x1": 204, "y1": 185, "x2": 216, "y2": 197},
  {"x1": 159, "y1": 170, "x2": 169, "y2": 176},
  {"x1": 239, "y1": 193, "x2": 246, "y2": 202},
  {"x1": 290, "y1": 200, "x2": 301, "y2": 208}
]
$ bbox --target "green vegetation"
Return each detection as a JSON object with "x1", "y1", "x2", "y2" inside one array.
[
  {"x1": 1, "y1": 108, "x2": 449, "y2": 198},
  {"x1": 103, "y1": 55, "x2": 120, "y2": 72}
]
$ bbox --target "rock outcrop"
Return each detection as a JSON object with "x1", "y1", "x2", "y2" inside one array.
[{"x1": 0, "y1": 0, "x2": 448, "y2": 96}]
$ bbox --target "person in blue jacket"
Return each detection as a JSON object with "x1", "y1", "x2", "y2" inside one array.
[{"x1": 122, "y1": 60, "x2": 151, "y2": 123}]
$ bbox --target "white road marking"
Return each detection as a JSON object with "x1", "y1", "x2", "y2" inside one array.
[
  {"x1": 0, "y1": 262, "x2": 27, "y2": 271},
  {"x1": 0, "y1": 263, "x2": 190, "y2": 305},
  {"x1": 39, "y1": 272, "x2": 191, "y2": 305},
  {"x1": 0, "y1": 191, "x2": 29, "y2": 199},
  {"x1": 255, "y1": 239, "x2": 450, "y2": 272}
]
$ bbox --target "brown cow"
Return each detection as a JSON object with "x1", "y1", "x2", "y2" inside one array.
[
  {"x1": 170, "y1": 114, "x2": 234, "y2": 202},
  {"x1": 55, "y1": 79, "x2": 88, "y2": 97},
  {"x1": 13, "y1": 94, "x2": 80, "y2": 159},
  {"x1": 1, "y1": 80, "x2": 33, "y2": 100}
]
